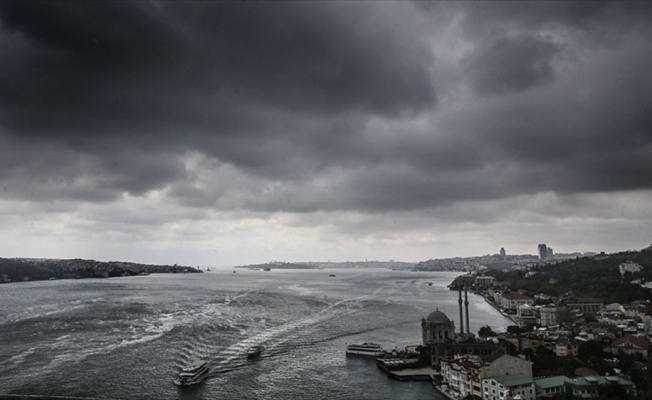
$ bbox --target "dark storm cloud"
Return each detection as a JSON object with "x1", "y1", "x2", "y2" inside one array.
[
  {"x1": 459, "y1": 1, "x2": 652, "y2": 38},
  {"x1": 0, "y1": 1, "x2": 436, "y2": 202},
  {"x1": 0, "y1": 1, "x2": 434, "y2": 135},
  {"x1": 1, "y1": 1, "x2": 652, "y2": 216},
  {"x1": 466, "y1": 35, "x2": 560, "y2": 96}
]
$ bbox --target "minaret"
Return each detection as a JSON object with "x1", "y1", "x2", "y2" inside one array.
[
  {"x1": 458, "y1": 288, "x2": 464, "y2": 335},
  {"x1": 464, "y1": 287, "x2": 470, "y2": 335}
]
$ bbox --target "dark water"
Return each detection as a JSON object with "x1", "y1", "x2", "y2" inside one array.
[{"x1": 0, "y1": 269, "x2": 513, "y2": 399}]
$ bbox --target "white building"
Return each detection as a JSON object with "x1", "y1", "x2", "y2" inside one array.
[
  {"x1": 482, "y1": 374, "x2": 536, "y2": 400},
  {"x1": 498, "y1": 293, "x2": 534, "y2": 310},
  {"x1": 619, "y1": 261, "x2": 643, "y2": 276},
  {"x1": 539, "y1": 306, "x2": 558, "y2": 327},
  {"x1": 440, "y1": 356, "x2": 482, "y2": 399}
]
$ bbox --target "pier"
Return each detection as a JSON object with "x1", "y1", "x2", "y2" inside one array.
[{"x1": 376, "y1": 358, "x2": 437, "y2": 381}]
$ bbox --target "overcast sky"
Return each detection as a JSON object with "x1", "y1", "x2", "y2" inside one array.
[{"x1": 1, "y1": 1, "x2": 651, "y2": 266}]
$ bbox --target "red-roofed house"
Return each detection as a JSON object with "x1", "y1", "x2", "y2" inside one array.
[
  {"x1": 499, "y1": 293, "x2": 533, "y2": 310},
  {"x1": 607, "y1": 335, "x2": 649, "y2": 357},
  {"x1": 575, "y1": 367, "x2": 599, "y2": 376}
]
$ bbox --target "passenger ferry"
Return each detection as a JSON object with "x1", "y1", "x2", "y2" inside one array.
[
  {"x1": 246, "y1": 345, "x2": 264, "y2": 359},
  {"x1": 345, "y1": 342, "x2": 385, "y2": 357},
  {"x1": 173, "y1": 359, "x2": 209, "y2": 386}
]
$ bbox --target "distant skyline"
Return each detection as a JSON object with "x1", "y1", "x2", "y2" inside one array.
[{"x1": 1, "y1": 2, "x2": 651, "y2": 267}]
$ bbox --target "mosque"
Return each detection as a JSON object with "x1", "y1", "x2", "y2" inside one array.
[{"x1": 421, "y1": 287, "x2": 505, "y2": 369}]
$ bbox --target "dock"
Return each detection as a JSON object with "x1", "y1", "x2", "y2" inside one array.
[{"x1": 376, "y1": 358, "x2": 437, "y2": 381}]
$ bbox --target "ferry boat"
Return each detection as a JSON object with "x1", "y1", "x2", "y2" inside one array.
[
  {"x1": 246, "y1": 345, "x2": 264, "y2": 359},
  {"x1": 173, "y1": 359, "x2": 209, "y2": 386},
  {"x1": 345, "y1": 342, "x2": 385, "y2": 357}
]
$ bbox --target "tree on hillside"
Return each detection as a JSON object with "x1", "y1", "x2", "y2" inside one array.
[{"x1": 595, "y1": 382, "x2": 636, "y2": 400}]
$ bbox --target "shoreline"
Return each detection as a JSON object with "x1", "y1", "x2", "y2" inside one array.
[{"x1": 480, "y1": 293, "x2": 517, "y2": 324}]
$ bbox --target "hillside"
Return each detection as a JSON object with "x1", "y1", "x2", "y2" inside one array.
[
  {"x1": 0, "y1": 258, "x2": 202, "y2": 283},
  {"x1": 487, "y1": 248, "x2": 652, "y2": 303}
]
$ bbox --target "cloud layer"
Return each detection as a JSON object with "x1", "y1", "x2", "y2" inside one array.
[{"x1": 1, "y1": 1, "x2": 651, "y2": 264}]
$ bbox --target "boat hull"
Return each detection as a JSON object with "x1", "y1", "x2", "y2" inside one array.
[{"x1": 345, "y1": 349, "x2": 385, "y2": 357}]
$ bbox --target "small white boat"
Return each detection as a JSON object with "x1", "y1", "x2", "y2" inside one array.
[
  {"x1": 173, "y1": 359, "x2": 209, "y2": 386},
  {"x1": 345, "y1": 342, "x2": 385, "y2": 357}
]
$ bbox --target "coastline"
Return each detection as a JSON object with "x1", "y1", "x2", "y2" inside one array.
[{"x1": 480, "y1": 293, "x2": 517, "y2": 324}]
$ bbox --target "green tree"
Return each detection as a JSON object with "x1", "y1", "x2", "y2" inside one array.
[
  {"x1": 578, "y1": 340, "x2": 605, "y2": 362},
  {"x1": 643, "y1": 355, "x2": 652, "y2": 400},
  {"x1": 506, "y1": 325, "x2": 522, "y2": 334},
  {"x1": 557, "y1": 307, "x2": 574, "y2": 325},
  {"x1": 595, "y1": 382, "x2": 636, "y2": 400},
  {"x1": 478, "y1": 325, "x2": 497, "y2": 339}
]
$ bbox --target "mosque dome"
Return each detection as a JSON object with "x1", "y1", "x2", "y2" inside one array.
[{"x1": 425, "y1": 309, "x2": 451, "y2": 323}]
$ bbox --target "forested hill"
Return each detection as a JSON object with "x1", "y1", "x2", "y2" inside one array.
[
  {"x1": 487, "y1": 247, "x2": 652, "y2": 304},
  {"x1": 0, "y1": 258, "x2": 202, "y2": 283}
]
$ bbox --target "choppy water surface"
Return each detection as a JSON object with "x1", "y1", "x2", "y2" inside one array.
[{"x1": 0, "y1": 269, "x2": 512, "y2": 399}]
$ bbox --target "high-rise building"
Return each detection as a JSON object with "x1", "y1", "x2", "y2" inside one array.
[
  {"x1": 500, "y1": 247, "x2": 506, "y2": 258},
  {"x1": 538, "y1": 244, "x2": 548, "y2": 260}
]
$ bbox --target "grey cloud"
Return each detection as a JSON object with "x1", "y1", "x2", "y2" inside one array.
[
  {"x1": 459, "y1": 2, "x2": 652, "y2": 40},
  {"x1": 1, "y1": 1, "x2": 652, "y2": 218},
  {"x1": 0, "y1": 1, "x2": 434, "y2": 137},
  {"x1": 0, "y1": 1, "x2": 436, "y2": 202},
  {"x1": 466, "y1": 35, "x2": 560, "y2": 96}
]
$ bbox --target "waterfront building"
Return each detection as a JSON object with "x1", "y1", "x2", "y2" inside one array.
[
  {"x1": 535, "y1": 376, "x2": 570, "y2": 398},
  {"x1": 475, "y1": 275, "x2": 496, "y2": 288},
  {"x1": 422, "y1": 309, "x2": 456, "y2": 345},
  {"x1": 422, "y1": 307, "x2": 504, "y2": 370},
  {"x1": 482, "y1": 374, "x2": 536, "y2": 400},
  {"x1": 564, "y1": 376, "x2": 636, "y2": 398},
  {"x1": 498, "y1": 293, "x2": 533, "y2": 311},
  {"x1": 482, "y1": 353, "x2": 533, "y2": 379},
  {"x1": 440, "y1": 355, "x2": 482, "y2": 399},
  {"x1": 442, "y1": 353, "x2": 533, "y2": 399}
]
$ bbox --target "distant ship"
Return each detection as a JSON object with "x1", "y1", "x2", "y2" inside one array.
[
  {"x1": 173, "y1": 359, "x2": 209, "y2": 386},
  {"x1": 345, "y1": 342, "x2": 385, "y2": 357},
  {"x1": 246, "y1": 345, "x2": 264, "y2": 359}
]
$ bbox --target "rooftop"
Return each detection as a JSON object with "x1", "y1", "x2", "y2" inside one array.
[
  {"x1": 566, "y1": 376, "x2": 635, "y2": 388},
  {"x1": 488, "y1": 374, "x2": 533, "y2": 387},
  {"x1": 534, "y1": 376, "x2": 570, "y2": 389}
]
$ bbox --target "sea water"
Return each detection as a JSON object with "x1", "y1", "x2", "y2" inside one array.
[{"x1": 0, "y1": 268, "x2": 513, "y2": 399}]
